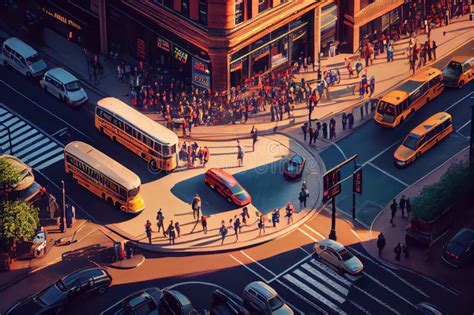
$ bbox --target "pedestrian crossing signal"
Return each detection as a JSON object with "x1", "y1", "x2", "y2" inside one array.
[{"x1": 323, "y1": 168, "x2": 341, "y2": 202}]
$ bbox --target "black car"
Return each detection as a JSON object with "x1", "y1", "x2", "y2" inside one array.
[
  {"x1": 7, "y1": 267, "x2": 112, "y2": 315},
  {"x1": 100, "y1": 287, "x2": 162, "y2": 315},
  {"x1": 159, "y1": 290, "x2": 195, "y2": 315},
  {"x1": 211, "y1": 289, "x2": 250, "y2": 315},
  {"x1": 441, "y1": 228, "x2": 474, "y2": 268}
]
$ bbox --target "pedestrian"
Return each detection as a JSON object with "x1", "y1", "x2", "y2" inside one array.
[
  {"x1": 271, "y1": 209, "x2": 279, "y2": 227},
  {"x1": 48, "y1": 194, "x2": 59, "y2": 219},
  {"x1": 348, "y1": 113, "x2": 354, "y2": 129},
  {"x1": 167, "y1": 220, "x2": 176, "y2": 245},
  {"x1": 402, "y1": 243, "x2": 409, "y2": 258},
  {"x1": 369, "y1": 76, "x2": 375, "y2": 97},
  {"x1": 355, "y1": 59, "x2": 363, "y2": 77},
  {"x1": 299, "y1": 187, "x2": 309, "y2": 210},
  {"x1": 145, "y1": 220, "x2": 152, "y2": 244},
  {"x1": 322, "y1": 122, "x2": 328, "y2": 139},
  {"x1": 377, "y1": 233, "x2": 386, "y2": 257},
  {"x1": 241, "y1": 206, "x2": 250, "y2": 224},
  {"x1": 203, "y1": 146, "x2": 210, "y2": 168},
  {"x1": 390, "y1": 199, "x2": 398, "y2": 227},
  {"x1": 301, "y1": 122, "x2": 308, "y2": 142},
  {"x1": 432, "y1": 40, "x2": 437, "y2": 60},
  {"x1": 406, "y1": 198, "x2": 411, "y2": 217},
  {"x1": 399, "y1": 195, "x2": 406, "y2": 218},
  {"x1": 237, "y1": 144, "x2": 244, "y2": 167},
  {"x1": 258, "y1": 214, "x2": 266, "y2": 236},
  {"x1": 308, "y1": 126, "x2": 314, "y2": 146},
  {"x1": 201, "y1": 215, "x2": 208, "y2": 234},
  {"x1": 156, "y1": 208, "x2": 166, "y2": 236},
  {"x1": 285, "y1": 202, "x2": 294, "y2": 224},
  {"x1": 191, "y1": 194, "x2": 201, "y2": 221},
  {"x1": 252, "y1": 128, "x2": 258, "y2": 152},
  {"x1": 394, "y1": 242, "x2": 402, "y2": 261},
  {"x1": 342, "y1": 112, "x2": 347, "y2": 130},
  {"x1": 219, "y1": 220, "x2": 228, "y2": 245},
  {"x1": 234, "y1": 216, "x2": 241, "y2": 240},
  {"x1": 313, "y1": 125, "x2": 319, "y2": 146},
  {"x1": 174, "y1": 221, "x2": 181, "y2": 238}
]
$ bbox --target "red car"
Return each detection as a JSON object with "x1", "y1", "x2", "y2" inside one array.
[{"x1": 204, "y1": 168, "x2": 251, "y2": 206}]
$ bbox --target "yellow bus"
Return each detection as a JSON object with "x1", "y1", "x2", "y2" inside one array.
[
  {"x1": 95, "y1": 97, "x2": 179, "y2": 172},
  {"x1": 64, "y1": 141, "x2": 145, "y2": 213},
  {"x1": 374, "y1": 67, "x2": 444, "y2": 128},
  {"x1": 394, "y1": 112, "x2": 453, "y2": 167}
]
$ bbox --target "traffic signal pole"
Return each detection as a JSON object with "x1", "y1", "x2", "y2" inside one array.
[{"x1": 329, "y1": 197, "x2": 337, "y2": 240}]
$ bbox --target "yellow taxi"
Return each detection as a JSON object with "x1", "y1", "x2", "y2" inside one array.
[{"x1": 442, "y1": 56, "x2": 474, "y2": 88}]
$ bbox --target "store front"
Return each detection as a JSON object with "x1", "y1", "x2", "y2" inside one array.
[
  {"x1": 320, "y1": 2, "x2": 338, "y2": 56},
  {"x1": 359, "y1": 6, "x2": 401, "y2": 47}
]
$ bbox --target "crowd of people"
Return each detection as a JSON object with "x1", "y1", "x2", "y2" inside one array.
[{"x1": 178, "y1": 141, "x2": 210, "y2": 168}]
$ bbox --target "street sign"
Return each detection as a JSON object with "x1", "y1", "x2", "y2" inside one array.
[
  {"x1": 353, "y1": 167, "x2": 363, "y2": 194},
  {"x1": 323, "y1": 168, "x2": 341, "y2": 202}
]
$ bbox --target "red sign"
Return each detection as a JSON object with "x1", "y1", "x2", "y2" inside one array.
[
  {"x1": 174, "y1": 46, "x2": 189, "y2": 64},
  {"x1": 353, "y1": 168, "x2": 362, "y2": 194},
  {"x1": 157, "y1": 37, "x2": 170, "y2": 52},
  {"x1": 137, "y1": 38, "x2": 145, "y2": 59},
  {"x1": 323, "y1": 168, "x2": 341, "y2": 202}
]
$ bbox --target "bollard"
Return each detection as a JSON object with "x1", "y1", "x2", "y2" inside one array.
[{"x1": 360, "y1": 106, "x2": 364, "y2": 119}]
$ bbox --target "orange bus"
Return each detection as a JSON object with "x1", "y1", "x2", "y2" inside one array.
[
  {"x1": 95, "y1": 97, "x2": 179, "y2": 172},
  {"x1": 64, "y1": 141, "x2": 145, "y2": 213},
  {"x1": 374, "y1": 67, "x2": 444, "y2": 128}
]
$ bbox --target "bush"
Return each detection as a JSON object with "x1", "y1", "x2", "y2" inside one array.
[
  {"x1": 412, "y1": 161, "x2": 474, "y2": 222},
  {"x1": 0, "y1": 200, "x2": 39, "y2": 243}
]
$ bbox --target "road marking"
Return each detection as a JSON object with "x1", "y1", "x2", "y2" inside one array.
[
  {"x1": 275, "y1": 279, "x2": 328, "y2": 315},
  {"x1": 239, "y1": 251, "x2": 276, "y2": 277},
  {"x1": 297, "y1": 227, "x2": 319, "y2": 242},
  {"x1": 301, "y1": 263, "x2": 350, "y2": 296},
  {"x1": 367, "y1": 162, "x2": 409, "y2": 187},
  {"x1": 268, "y1": 254, "x2": 313, "y2": 283},
  {"x1": 299, "y1": 246, "x2": 310, "y2": 255},
  {"x1": 294, "y1": 269, "x2": 346, "y2": 304},
  {"x1": 350, "y1": 247, "x2": 430, "y2": 299},
  {"x1": 348, "y1": 299, "x2": 371, "y2": 315},
  {"x1": 363, "y1": 271, "x2": 416, "y2": 308},
  {"x1": 331, "y1": 141, "x2": 348, "y2": 159},
  {"x1": 229, "y1": 254, "x2": 269, "y2": 282},
  {"x1": 456, "y1": 120, "x2": 471, "y2": 133},
  {"x1": 21, "y1": 142, "x2": 57, "y2": 163},
  {"x1": 309, "y1": 259, "x2": 353, "y2": 287},
  {"x1": 51, "y1": 127, "x2": 69, "y2": 137},
  {"x1": 303, "y1": 224, "x2": 325, "y2": 239},
  {"x1": 0, "y1": 80, "x2": 93, "y2": 141},
  {"x1": 351, "y1": 229, "x2": 363, "y2": 241},
  {"x1": 444, "y1": 91, "x2": 474, "y2": 112},
  {"x1": 28, "y1": 146, "x2": 63, "y2": 167},
  {"x1": 353, "y1": 285, "x2": 400, "y2": 314},
  {"x1": 283, "y1": 274, "x2": 346, "y2": 314}
]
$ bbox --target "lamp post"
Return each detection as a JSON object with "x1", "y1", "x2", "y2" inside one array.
[
  {"x1": 0, "y1": 122, "x2": 12, "y2": 155},
  {"x1": 61, "y1": 180, "x2": 67, "y2": 232},
  {"x1": 317, "y1": 52, "x2": 323, "y2": 83}
]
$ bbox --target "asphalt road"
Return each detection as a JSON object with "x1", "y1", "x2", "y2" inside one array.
[
  {"x1": 0, "y1": 40, "x2": 472, "y2": 314},
  {"x1": 320, "y1": 41, "x2": 474, "y2": 227}
]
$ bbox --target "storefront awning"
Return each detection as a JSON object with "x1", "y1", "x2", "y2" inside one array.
[{"x1": 354, "y1": 0, "x2": 404, "y2": 26}]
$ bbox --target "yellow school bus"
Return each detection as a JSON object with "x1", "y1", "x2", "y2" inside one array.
[
  {"x1": 374, "y1": 67, "x2": 444, "y2": 128},
  {"x1": 64, "y1": 141, "x2": 145, "y2": 213},
  {"x1": 394, "y1": 112, "x2": 453, "y2": 167},
  {"x1": 95, "y1": 97, "x2": 179, "y2": 172}
]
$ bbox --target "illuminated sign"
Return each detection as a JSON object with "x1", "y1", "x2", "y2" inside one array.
[
  {"x1": 42, "y1": 8, "x2": 82, "y2": 30},
  {"x1": 323, "y1": 168, "x2": 341, "y2": 202},
  {"x1": 193, "y1": 60, "x2": 209, "y2": 74},
  {"x1": 353, "y1": 168, "x2": 362, "y2": 194},
  {"x1": 157, "y1": 37, "x2": 170, "y2": 52},
  {"x1": 174, "y1": 46, "x2": 189, "y2": 64}
]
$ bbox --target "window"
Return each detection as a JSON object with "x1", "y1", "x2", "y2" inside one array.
[
  {"x1": 235, "y1": 0, "x2": 244, "y2": 24},
  {"x1": 199, "y1": 0, "x2": 208, "y2": 25},
  {"x1": 442, "y1": 119, "x2": 451, "y2": 130},
  {"x1": 125, "y1": 123, "x2": 133, "y2": 135},
  {"x1": 181, "y1": 0, "x2": 189, "y2": 17},
  {"x1": 258, "y1": 0, "x2": 270, "y2": 13},
  {"x1": 154, "y1": 142, "x2": 162, "y2": 153},
  {"x1": 463, "y1": 63, "x2": 471, "y2": 73},
  {"x1": 101, "y1": 110, "x2": 113, "y2": 123},
  {"x1": 163, "y1": 0, "x2": 173, "y2": 9}
]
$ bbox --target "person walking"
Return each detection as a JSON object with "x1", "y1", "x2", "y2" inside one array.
[
  {"x1": 394, "y1": 242, "x2": 402, "y2": 261},
  {"x1": 258, "y1": 214, "x2": 266, "y2": 236},
  {"x1": 156, "y1": 209, "x2": 166, "y2": 237},
  {"x1": 301, "y1": 122, "x2": 308, "y2": 142},
  {"x1": 402, "y1": 243, "x2": 409, "y2": 258},
  {"x1": 342, "y1": 112, "x2": 347, "y2": 130},
  {"x1": 252, "y1": 128, "x2": 258, "y2": 152},
  {"x1": 308, "y1": 126, "x2": 314, "y2": 146},
  {"x1": 322, "y1": 122, "x2": 328, "y2": 139},
  {"x1": 167, "y1": 220, "x2": 176, "y2": 245},
  {"x1": 377, "y1": 233, "x2": 386, "y2": 257},
  {"x1": 369, "y1": 76, "x2": 376, "y2": 97},
  {"x1": 201, "y1": 215, "x2": 208, "y2": 234},
  {"x1": 241, "y1": 206, "x2": 250, "y2": 224},
  {"x1": 234, "y1": 217, "x2": 241, "y2": 240},
  {"x1": 237, "y1": 144, "x2": 244, "y2": 167},
  {"x1": 313, "y1": 125, "x2": 319, "y2": 146},
  {"x1": 348, "y1": 113, "x2": 354, "y2": 129},
  {"x1": 390, "y1": 199, "x2": 398, "y2": 227},
  {"x1": 174, "y1": 221, "x2": 181, "y2": 238},
  {"x1": 432, "y1": 40, "x2": 437, "y2": 60},
  {"x1": 285, "y1": 202, "x2": 294, "y2": 224},
  {"x1": 399, "y1": 195, "x2": 406, "y2": 218},
  {"x1": 219, "y1": 220, "x2": 228, "y2": 245},
  {"x1": 145, "y1": 220, "x2": 152, "y2": 244},
  {"x1": 191, "y1": 194, "x2": 201, "y2": 221},
  {"x1": 271, "y1": 209, "x2": 279, "y2": 227},
  {"x1": 299, "y1": 187, "x2": 309, "y2": 210},
  {"x1": 203, "y1": 146, "x2": 210, "y2": 168}
]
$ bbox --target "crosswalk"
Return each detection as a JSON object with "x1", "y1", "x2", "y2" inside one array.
[{"x1": 0, "y1": 103, "x2": 64, "y2": 170}]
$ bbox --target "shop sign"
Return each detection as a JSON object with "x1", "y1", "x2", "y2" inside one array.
[
  {"x1": 252, "y1": 45, "x2": 270, "y2": 58},
  {"x1": 42, "y1": 8, "x2": 82, "y2": 30},
  {"x1": 230, "y1": 58, "x2": 245, "y2": 71},
  {"x1": 192, "y1": 57, "x2": 211, "y2": 89},
  {"x1": 157, "y1": 37, "x2": 170, "y2": 52},
  {"x1": 193, "y1": 59, "x2": 210, "y2": 74},
  {"x1": 193, "y1": 73, "x2": 211, "y2": 89},
  {"x1": 137, "y1": 38, "x2": 146, "y2": 59},
  {"x1": 174, "y1": 46, "x2": 189, "y2": 64}
]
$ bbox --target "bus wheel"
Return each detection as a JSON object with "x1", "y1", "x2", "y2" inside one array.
[
  {"x1": 115, "y1": 201, "x2": 122, "y2": 210},
  {"x1": 459, "y1": 81, "x2": 464, "y2": 88}
]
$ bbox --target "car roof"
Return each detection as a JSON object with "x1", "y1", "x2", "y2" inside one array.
[
  {"x1": 62, "y1": 267, "x2": 107, "y2": 285},
  {"x1": 291, "y1": 154, "x2": 304, "y2": 164},
  {"x1": 207, "y1": 168, "x2": 238, "y2": 187},
  {"x1": 450, "y1": 228, "x2": 474, "y2": 244},
  {"x1": 450, "y1": 56, "x2": 473, "y2": 64},
  {"x1": 244, "y1": 281, "x2": 277, "y2": 299},
  {"x1": 4, "y1": 37, "x2": 38, "y2": 57},
  {"x1": 164, "y1": 289, "x2": 192, "y2": 305},
  {"x1": 46, "y1": 67, "x2": 78, "y2": 84},
  {"x1": 318, "y1": 239, "x2": 345, "y2": 251},
  {"x1": 410, "y1": 112, "x2": 451, "y2": 136}
]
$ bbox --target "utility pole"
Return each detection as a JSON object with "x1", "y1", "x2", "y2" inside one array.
[
  {"x1": 329, "y1": 197, "x2": 337, "y2": 240},
  {"x1": 61, "y1": 180, "x2": 67, "y2": 232}
]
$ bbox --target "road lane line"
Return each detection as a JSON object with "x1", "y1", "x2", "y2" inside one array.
[
  {"x1": 275, "y1": 279, "x2": 328, "y2": 315},
  {"x1": 299, "y1": 246, "x2": 310, "y2": 255},
  {"x1": 297, "y1": 227, "x2": 319, "y2": 242},
  {"x1": 301, "y1": 263, "x2": 350, "y2": 295},
  {"x1": 0, "y1": 81, "x2": 93, "y2": 141},
  {"x1": 293, "y1": 269, "x2": 346, "y2": 304},
  {"x1": 444, "y1": 91, "x2": 474, "y2": 112},
  {"x1": 350, "y1": 247, "x2": 430, "y2": 299},
  {"x1": 362, "y1": 271, "x2": 416, "y2": 308},
  {"x1": 239, "y1": 251, "x2": 276, "y2": 277},
  {"x1": 331, "y1": 142, "x2": 348, "y2": 159},
  {"x1": 303, "y1": 224, "x2": 325, "y2": 239},
  {"x1": 309, "y1": 259, "x2": 353, "y2": 287},
  {"x1": 268, "y1": 254, "x2": 313, "y2": 283},
  {"x1": 348, "y1": 299, "x2": 371, "y2": 315},
  {"x1": 352, "y1": 285, "x2": 400, "y2": 314},
  {"x1": 367, "y1": 162, "x2": 409, "y2": 187},
  {"x1": 21, "y1": 142, "x2": 56, "y2": 163},
  {"x1": 229, "y1": 254, "x2": 269, "y2": 282},
  {"x1": 351, "y1": 229, "x2": 363, "y2": 241},
  {"x1": 456, "y1": 120, "x2": 471, "y2": 133}
]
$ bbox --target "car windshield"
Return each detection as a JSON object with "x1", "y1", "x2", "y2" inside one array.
[
  {"x1": 377, "y1": 101, "x2": 397, "y2": 116},
  {"x1": 229, "y1": 183, "x2": 247, "y2": 200},
  {"x1": 37, "y1": 283, "x2": 65, "y2": 306},
  {"x1": 446, "y1": 61, "x2": 463, "y2": 73},
  {"x1": 65, "y1": 80, "x2": 82, "y2": 92},
  {"x1": 26, "y1": 54, "x2": 42, "y2": 65},
  {"x1": 403, "y1": 134, "x2": 419, "y2": 150},
  {"x1": 338, "y1": 248, "x2": 354, "y2": 261},
  {"x1": 268, "y1": 296, "x2": 285, "y2": 311}
]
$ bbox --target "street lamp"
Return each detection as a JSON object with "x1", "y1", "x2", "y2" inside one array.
[
  {"x1": 0, "y1": 122, "x2": 12, "y2": 155},
  {"x1": 317, "y1": 52, "x2": 323, "y2": 83},
  {"x1": 61, "y1": 180, "x2": 66, "y2": 232}
]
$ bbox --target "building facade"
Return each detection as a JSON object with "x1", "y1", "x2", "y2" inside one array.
[{"x1": 35, "y1": 0, "x2": 336, "y2": 92}]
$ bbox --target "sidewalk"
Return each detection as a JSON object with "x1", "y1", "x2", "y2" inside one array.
[{"x1": 362, "y1": 147, "x2": 474, "y2": 294}]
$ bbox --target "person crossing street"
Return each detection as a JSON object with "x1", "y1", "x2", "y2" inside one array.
[{"x1": 191, "y1": 194, "x2": 201, "y2": 221}]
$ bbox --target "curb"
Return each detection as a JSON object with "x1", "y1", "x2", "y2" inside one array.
[{"x1": 108, "y1": 254, "x2": 145, "y2": 269}]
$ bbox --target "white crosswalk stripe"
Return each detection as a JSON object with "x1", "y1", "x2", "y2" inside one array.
[
  {"x1": 300, "y1": 263, "x2": 350, "y2": 296},
  {"x1": 0, "y1": 104, "x2": 64, "y2": 171}
]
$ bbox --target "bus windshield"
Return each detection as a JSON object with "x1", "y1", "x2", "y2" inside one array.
[
  {"x1": 403, "y1": 134, "x2": 419, "y2": 150},
  {"x1": 377, "y1": 101, "x2": 397, "y2": 116},
  {"x1": 128, "y1": 187, "x2": 140, "y2": 198}
]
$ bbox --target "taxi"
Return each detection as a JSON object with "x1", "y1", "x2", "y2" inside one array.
[
  {"x1": 204, "y1": 168, "x2": 251, "y2": 206},
  {"x1": 442, "y1": 56, "x2": 474, "y2": 88}
]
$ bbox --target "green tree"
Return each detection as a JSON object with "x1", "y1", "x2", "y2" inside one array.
[
  {"x1": 0, "y1": 157, "x2": 22, "y2": 199},
  {"x1": 0, "y1": 200, "x2": 39, "y2": 244}
]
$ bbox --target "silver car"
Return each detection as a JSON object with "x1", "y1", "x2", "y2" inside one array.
[
  {"x1": 313, "y1": 239, "x2": 364, "y2": 275},
  {"x1": 243, "y1": 281, "x2": 293, "y2": 315}
]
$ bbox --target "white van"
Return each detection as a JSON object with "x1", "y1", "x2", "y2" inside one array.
[
  {"x1": 40, "y1": 68, "x2": 88, "y2": 106},
  {"x1": 1, "y1": 37, "x2": 47, "y2": 78}
]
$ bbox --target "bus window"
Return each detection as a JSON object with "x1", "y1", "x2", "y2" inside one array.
[
  {"x1": 144, "y1": 136, "x2": 153, "y2": 148},
  {"x1": 125, "y1": 123, "x2": 133, "y2": 135},
  {"x1": 401, "y1": 99, "x2": 408, "y2": 111},
  {"x1": 442, "y1": 119, "x2": 451, "y2": 129},
  {"x1": 163, "y1": 145, "x2": 170, "y2": 156},
  {"x1": 101, "y1": 110, "x2": 113, "y2": 123},
  {"x1": 171, "y1": 144, "x2": 176, "y2": 154},
  {"x1": 154, "y1": 142, "x2": 162, "y2": 153}
]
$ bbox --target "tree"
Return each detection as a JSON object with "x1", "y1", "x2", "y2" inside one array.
[
  {"x1": 0, "y1": 156, "x2": 22, "y2": 199},
  {"x1": 0, "y1": 200, "x2": 39, "y2": 244}
]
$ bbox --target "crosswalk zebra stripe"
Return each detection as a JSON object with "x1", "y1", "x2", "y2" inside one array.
[
  {"x1": 347, "y1": 300, "x2": 371, "y2": 315},
  {"x1": 2, "y1": 116, "x2": 20, "y2": 126},
  {"x1": 301, "y1": 263, "x2": 350, "y2": 296},
  {"x1": 11, "y1": 128, "x2": 36, "y2": 145},
  {"x1": 275, "y1": 279, "x2": 329, "y2": 315},
  {"x1": 28, "y1": 147, "x2": 64, "y2": 167},
  {"x1": 310, "y1": 259, "x2": 353, "y2": 287},
  {"x1": 362, "y1": 271, "x2": 416, "y2": 308},
  {"x1": 15, "y1": 138, "x2": 51, "y2": 159},
  {"x1": 22, "y1": 142, "x2": 57, "y2": 163},
  {"x1": 283, "y1": 274, "x2": 346, "y2": 314},
  {"x1": 0, "y1": 108, "x2": 7, "y2": 115},
  {"x1": 35, "y1": 154, "x2": 64, "y2": 170},
  {"x1": 353, "y1": 285, "x2": 400, "y2": 314},
  {"x1": 293, "y1": 269, "x2": 346, "y2": 304},
  {"x1": 8, "y1": 121, "x2": 27, "y2": 133},
  {"x1": 11, "y1": 134, "x2": 43, "y2": 153},
  {"x1": 0, "y1": 113, "x2": 13, "y2": 122}
]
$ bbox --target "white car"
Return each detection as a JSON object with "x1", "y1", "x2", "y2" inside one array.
[
  {"x1": 40, "y1": 67, "x2": 88, "y2": 107},
  {"x1": 313, "y1": 239, "x2": 364, "y2": 275}
]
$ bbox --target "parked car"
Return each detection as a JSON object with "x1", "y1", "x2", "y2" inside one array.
[
  {"x1": 313, "y1": 239, "x2": 364, "y2": 275},
  {"x1": 40, "y1": 67, "x2": 88, "y2": 106},
  {"x1": 6, "y1": 267, "x2": 112, "y2": 315},
  {"x1": 414, "y1": 302, "x2": 445, "y2": 315},
  {"x1": 211, "y1": 289, "x2": 250, "y2": 315},
  {"x1": 1, "y1": 37, "x2": 47, "y2": 78},
  {"x1": 283, "y1": 154, "x2": 305, "y2": 180},
  {"x1": 441, "y1": 228, "x2": 474, "y2": 268},
  {"x1": 205, "y1": 168, "x2": 251, "y2": 206},
  {"x1": 441, "y1": 56, "x2": 474, "y2": 88},
  {"x1": 242, "y1": 281, "x2": 293, "y2": 315},
  {"x1": 158, "y1": 290, "x2": 195, "y2": 315},
  {"x1": 100, "y1": 287, "x2": 163, "y2": 315}
]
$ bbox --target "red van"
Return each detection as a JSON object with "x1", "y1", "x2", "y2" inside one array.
[{"x1": 204, "y1": 168, "x2": 251, "y2": 206}]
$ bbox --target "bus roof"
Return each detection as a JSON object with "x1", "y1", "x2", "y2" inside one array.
[
  {"x1": 410, "y1": 67, "x2": 441, "y2": 82},
  {"x1": 410, "y1": 112, "x2": 451, "y2": 136},
  {"x1": 64, "y1": 141, "x2": 141, "y2": 190},
  {"x1": 97, "y1": 97, "x2": 178, "y2": 146}
]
